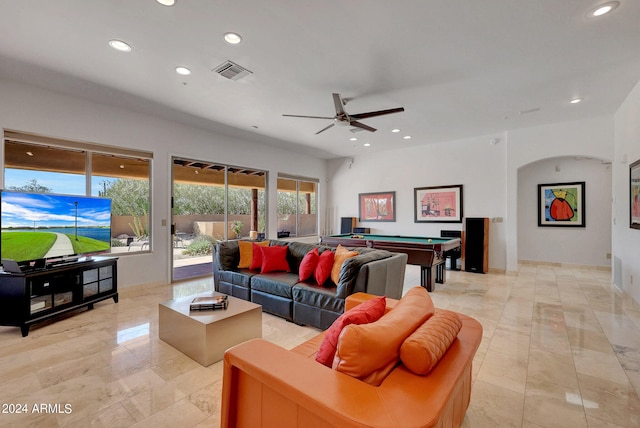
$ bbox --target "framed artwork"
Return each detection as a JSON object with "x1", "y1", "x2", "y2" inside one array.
[
  {"x1": 631, "y1": 159, "x2": 640, "y2": 230},
  {"x1": 358, "y1": 191, "x2": 396, "y2": 222},
  {"x1": 538, "y1": 181, "x2": 585, "y2": 227},
  {"x1": 414, "y1": 185, "x2": 463, "y2": 223}
]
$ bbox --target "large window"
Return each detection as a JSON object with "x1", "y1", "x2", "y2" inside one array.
[
  {"x1": 277, "y1": 175, "x2": 318, "y2": 237},
  {"x1": 3, "y1": 130, "x2": 152, "y2": 254}
]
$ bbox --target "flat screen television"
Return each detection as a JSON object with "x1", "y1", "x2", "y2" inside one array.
[{"x1": 1, "y1": 190, "x2": 112, "y2": 267}]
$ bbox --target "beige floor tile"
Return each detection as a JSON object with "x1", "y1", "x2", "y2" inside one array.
[
  {"x1": 465, "y1": 380, "x2": 524, "y2": 427},
  {"x1": 476, "y1": 348, "x2": 528, "y2": 393},
  {"x1": 523, "y1": 388, "x2": 588, "y2": 428},
  {"x1": 577, "y1": 372, "x2": 640, "y2": 427},
  {"x1": 2, "y1": 263, "x2": 639, "y2": 427}
]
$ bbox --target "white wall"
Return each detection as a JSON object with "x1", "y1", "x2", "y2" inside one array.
[
  {"x1": 0, "y1": 78, "x2": 327, "y2": 287},
  {"x1": 613, "y1": 79, "x2": 640, "y2": 302},
  {"x1": 327, "y1": 133, "x2": 508, "y2": 271},
  {"x1": 505, "y1": 116, "x2": 615, "y2": 272},
  {"x1": 327, "y1": 116, "x2": 616, "y2": 275},
  {"x1": 518, "y1": 157, "x2": 612, "y2": 266}
]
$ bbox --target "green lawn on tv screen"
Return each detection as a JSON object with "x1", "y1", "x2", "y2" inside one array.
[
  {"x1": 69, "y1": 235, "x2": 110, "y2": 254},
  {"x1": 1, "y1": 232, "x2": 110, "y2": 261},
  {"x1": 1, "y1": 232, "x2": 57, "y2": 261}
]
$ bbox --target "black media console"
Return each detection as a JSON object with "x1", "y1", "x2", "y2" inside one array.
[{"x1": 0, "y1": 256, "x2": 118, "y2": 336}]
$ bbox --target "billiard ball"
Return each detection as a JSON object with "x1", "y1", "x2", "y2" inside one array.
[{"x1": 428, "y1": 239, "x2": 432, "y2": 242}]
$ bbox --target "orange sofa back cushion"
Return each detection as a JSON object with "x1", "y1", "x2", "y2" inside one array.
[{"x1": 332, "y1": 286, "x2": 435, "y2": 386}]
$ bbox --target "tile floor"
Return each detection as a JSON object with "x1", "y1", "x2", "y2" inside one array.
[{"x1": 1, "y1": 264, "x2": 639, "y2": 427}]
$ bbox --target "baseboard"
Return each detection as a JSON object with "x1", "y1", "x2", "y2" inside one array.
[{"x1": 518, "y1": 260, "x2": 611, "y2": 271}]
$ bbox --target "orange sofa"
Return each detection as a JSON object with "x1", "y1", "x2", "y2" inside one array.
[{"x1": 221, "y1": 288, "x2": 483, "y2": 428}]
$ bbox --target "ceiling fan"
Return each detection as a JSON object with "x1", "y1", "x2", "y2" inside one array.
[{"x1": 283, "y1": 93, "x2": 405, "y2": 135}]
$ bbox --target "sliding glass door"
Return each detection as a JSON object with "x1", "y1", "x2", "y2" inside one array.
[{"x1": 171, "y1": 157, "x2": 266, "y2": 281}]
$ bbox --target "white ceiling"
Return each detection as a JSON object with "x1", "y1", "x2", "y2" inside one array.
[{"x1": 0, "y1": 1, "x2": 639, "y2": 159}]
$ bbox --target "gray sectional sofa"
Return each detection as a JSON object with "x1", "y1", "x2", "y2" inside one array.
[{"x1": 212, "y1": 240, "x2": 408, "y2": 330}]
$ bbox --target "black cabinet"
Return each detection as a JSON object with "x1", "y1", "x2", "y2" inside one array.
[{"x1": 0, "y1": 257, "x2": 118, "y2": 336}]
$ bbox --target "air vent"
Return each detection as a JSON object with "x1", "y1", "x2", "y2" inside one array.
[{"x1": 212, "y1": 60, "x2": 252, "y2": 81}]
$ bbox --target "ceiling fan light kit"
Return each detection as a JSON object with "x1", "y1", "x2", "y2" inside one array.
[{"x1": 283, "y1": 93, "x2": 405, "y2": 135}]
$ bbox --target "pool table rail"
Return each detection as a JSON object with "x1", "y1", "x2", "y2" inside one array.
[{"x1": 320, "y1": 234, "x2": 461, "y2": 292}]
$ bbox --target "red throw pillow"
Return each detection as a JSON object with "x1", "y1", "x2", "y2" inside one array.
[
  {"x1": 315, "y1": 296, "x2": 386, "y2": 367},
  {"x1": 315, "y1": 249, "x2": 334, "y2": 285},
  {"x1": 250, "y1": 242, "x2": 270, "y2": 270},
  {"x1": 260, "y1": 245, "x2": 290, "y2": 273},
  {"x1": 299, "y1": 248, "x2": 319, "y2": 281}
]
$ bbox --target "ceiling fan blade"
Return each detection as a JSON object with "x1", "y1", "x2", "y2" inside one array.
[
  {"x1": 350, "y1": 107, "x2": 405, "y2": 120},
  {"x1": 315, "y1": 123, "x2": 336, "y2": 135},
  {"x1": 332, "y1": 93, "x2": 346, "y2": 116},
  {"x1": 283, "y1": 114, "x2": 335, "y2": 120},
  {"x1": 349, "y1": 121, "x2": 377, "y2": 133}
]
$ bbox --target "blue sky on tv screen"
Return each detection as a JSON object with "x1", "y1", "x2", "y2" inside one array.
[{"x1": 1, "y1": 191, "x2": 111, "y2": 229}]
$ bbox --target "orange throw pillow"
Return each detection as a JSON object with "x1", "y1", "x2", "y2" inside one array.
[
  {"x1": 315, "y1": 296, "x2": 386, "y2": 367},
  {"x1": 237, "y1": 240, "x2": 253, "y2": 268},
  {"x1": 331, "y1": 245, "x2": 358, "y2": 284},
  {"x1": 315, "y1": 249, "x2": 334, "y2": 285},
  {"x1": 333, "y1": 286, "x2": 435, "y2": 386},
  {"x1": 400, "y1": 309, "x2": 462, "y2": 375},
  {"x1": 238, "y1": 240, "x2": 269, "y2": 269},
  {"x1": 299, "y1": 248, "x2": 319, "y2": 281}
]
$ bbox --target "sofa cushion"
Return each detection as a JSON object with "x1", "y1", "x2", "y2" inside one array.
[
  {"x1": 333, "y1": 286, "x2": 435, "y2": 386},
  {"x1": 315, "y1": 296, "x2": 386, "y2": 367},
  {"x1": 260, "y1": 245, "x2": 291, "y2": 273},
  {"x1": 292, "y1": 281, "x2": 340, "y2": 311},
  {"x1": 216, "y1": 240, "x2": 240, "y2": 271},
  {"x1": 251, "y1": 272, "x2": 299, "y2": 299},
  {"x1": 331, "y1": 245, "x2": 358, "y2": 285},
  {"x1": 335, "y1": 250, "x2": 392, "y2": 298},
  {"x1": 219, "y1": 269, "x2": 254, "y2": 288},
  {"x1": 298, "y1": 248, "x2": 319, "y2": 281},
  {"x1": 400, "y1": 309, "x2": 462, "y2": 375},
  {"x1": 315, "y1": 249, "x2": 334, "y2": 285},
  {"x1": 285, "y1": 242, "x2": 325, "y2": 272}
]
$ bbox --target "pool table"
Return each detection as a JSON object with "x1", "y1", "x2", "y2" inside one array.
[{"x1": 320, "y1": 234, "x2": 462, "y2": 292}]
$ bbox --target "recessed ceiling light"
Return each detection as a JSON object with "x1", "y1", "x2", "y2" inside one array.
[
  {"x1": 350, "y1": 137, "x2": 358, "y2": 141},
  {"x1": 119, "y1": 164, "x2": 125, "y2": 169},
  {"x1": 156, "y1": 0, "x2": 175, "y2": 5},
  {"x1": 588, "y1": 1, "x2": 620, "y2": 17},
  {"x1": 391, "y1": 129, "x2": 400, "y2": 133},
  {"x1": 363, "y1": 143, "x2": 371, "y2": 147},
  {"x1": 175, "y1": 66, "x2": 191, "y2": 75},
  {"x1": 26, "y1": 151, "x2": 33, "y2": 156},
  {"x1": 403, "y1": 135, "x2": 412, "y2": 140},
  {"x1": 224, "y1": 32, "x2": 243, "y2": 44},
  {"x1": 108, "y1": 39, "x2": 132, "y2": 52},
  {"x1": 570, "y1": 98, "x2": 582, "y2": 104}
]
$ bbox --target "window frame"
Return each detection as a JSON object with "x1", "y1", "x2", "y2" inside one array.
[
  {"x1": 2, "y1": 129, "x2": 153, "y2": 254},
  {"x1": 277, "y1": 173, "x2": 319, "y2": 238}
]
